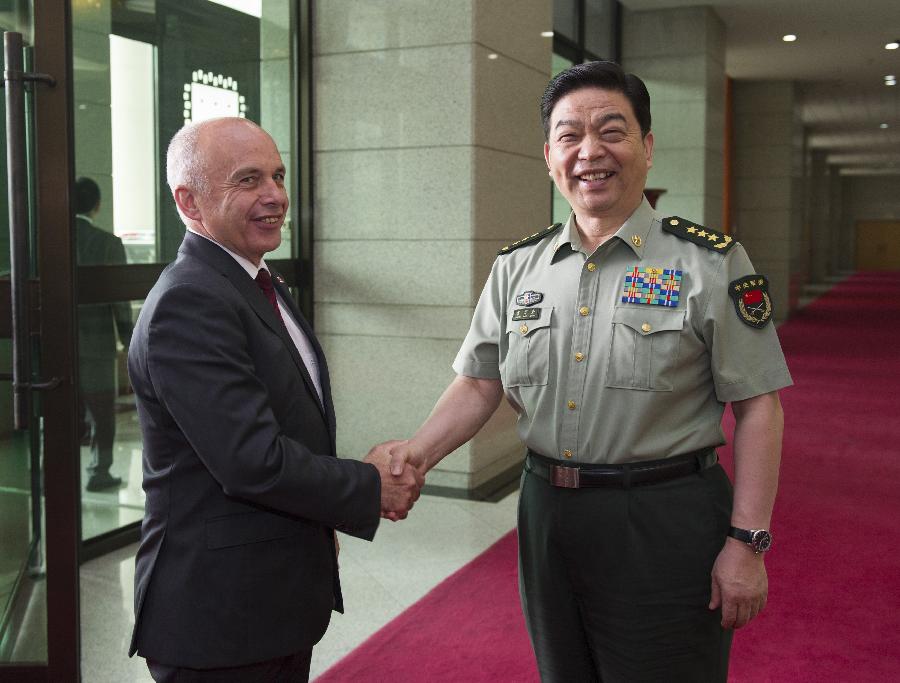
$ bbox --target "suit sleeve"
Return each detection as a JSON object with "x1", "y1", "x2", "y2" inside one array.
[{"x1": 145, "y1": 282, "x2": 381, "y2": 540}]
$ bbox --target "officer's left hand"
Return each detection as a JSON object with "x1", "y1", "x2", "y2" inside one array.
[{"x1": 708, "y1": 537, "x2": 768, "y2": 629}]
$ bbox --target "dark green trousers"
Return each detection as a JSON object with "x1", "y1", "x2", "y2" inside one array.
[{"x1": 518, "y1": 462, "x2": 734, "y2": 682}]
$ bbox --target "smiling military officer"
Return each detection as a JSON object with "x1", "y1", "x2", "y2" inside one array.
[{"x1": 375, "y1": 61, "x2": 792, "y2": 682}]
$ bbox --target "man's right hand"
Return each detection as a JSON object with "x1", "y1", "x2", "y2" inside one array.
[{"x1": 364, "y1": 443, "x2": 424, "y2": 521}]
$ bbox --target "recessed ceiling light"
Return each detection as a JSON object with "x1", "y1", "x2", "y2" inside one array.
[
  {"x1": 541, "y1": 31, "x2": 554, "y2": 38},
  {"x1": 782, "y1": 34, "x2": 797, "y2": 42},
  {"x1": 887, "y1": 80, "x2": 897, "y2": 87},
  {"x1": 880, "y1": 123, "x2": 890, "y2": 129},
  {"x1": 886, "y1": 41, "x2": 900, "y2": 50},
  {"x1": 487, "y1": 53, "x2": 499, "y2": 60}
]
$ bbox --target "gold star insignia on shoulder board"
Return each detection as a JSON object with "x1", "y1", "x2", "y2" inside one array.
[
  {"x1": 661, "y1": 216, "x2": 737, "y2": 254},
  {"x1": 498, "y1": 223, "x2": 563, "y2": 255}
]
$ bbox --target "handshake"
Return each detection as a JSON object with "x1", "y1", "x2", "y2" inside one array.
[{"x1": 364, "y1": 440, "x2": 426, "y2": 521}]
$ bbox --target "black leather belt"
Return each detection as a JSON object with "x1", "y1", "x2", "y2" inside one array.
[{"x1": 525, "y1": 448, "x2": 717, "y2": 489}]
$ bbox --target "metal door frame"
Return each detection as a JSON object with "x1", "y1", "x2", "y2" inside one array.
[{"x1": 0, "y1": 2, "x2": 80, "y2": 680}]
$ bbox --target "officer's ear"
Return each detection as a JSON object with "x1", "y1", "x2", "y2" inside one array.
[
  {"x1": 543, "y1": 142, "x2": 552, "y2": 172},
  {"x1": 643, "y1": 131, "x2": 654, "y2": 170}
]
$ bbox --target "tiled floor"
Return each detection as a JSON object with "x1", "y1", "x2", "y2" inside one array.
[{"x1": 79, "y1": 489, "x2": 519, "y2": 681}]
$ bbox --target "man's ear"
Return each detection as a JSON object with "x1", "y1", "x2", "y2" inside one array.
[
  {"x1": 173, "y1": 187, "x2": 202, "y2": 222},
  {"x1": 643, "y1": 131, "x2": 654, "y2": 170}
]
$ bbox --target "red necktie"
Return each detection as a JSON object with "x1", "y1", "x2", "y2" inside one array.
[{"x1": 255, "y1": 268, "x2": 284, "y2": 323}]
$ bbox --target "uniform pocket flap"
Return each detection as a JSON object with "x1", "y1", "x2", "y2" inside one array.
[
  {"x1": 205, "y1": 511, "x2": 306, "y2": 550},
  {"x1": 612, "y1": 307, "x2": 686, "y2": 336},
  {"x1": 506, "y1": 307, "x2": 552, "y2": 336}
]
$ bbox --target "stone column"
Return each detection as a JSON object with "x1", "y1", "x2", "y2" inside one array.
[
  {"x1": 621, "y1": 6, "x2": 726, "y2": 226},
  {"x1": 313, "y1": 0, "x2": 552, "y2": 496},
  {"x1": 732, "y1": 82, "x2": 805, "y2": 317}
]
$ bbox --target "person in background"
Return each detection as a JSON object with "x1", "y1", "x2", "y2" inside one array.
[{"x1": 75, "y1": 176, "x2": 133, "y2": 492}]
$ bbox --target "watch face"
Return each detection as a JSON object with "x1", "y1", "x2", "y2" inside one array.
[{"x1": 750, "y1": 529, "x2": 772, "y2": 553}]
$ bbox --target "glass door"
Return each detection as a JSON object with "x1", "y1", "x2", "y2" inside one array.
[{"x1": 0, "y1": 2, "x2": 80, "y2": 680}]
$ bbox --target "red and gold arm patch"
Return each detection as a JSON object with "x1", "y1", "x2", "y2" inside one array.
[{"x1": 728, "y1": 274, "x2": 773, "y2": 328}]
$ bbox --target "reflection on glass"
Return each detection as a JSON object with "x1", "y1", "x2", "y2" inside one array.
[
  {"x1": 78, "y1": 297, "x2": 145, "y2": 542},
  {"x1": 551, "y1": 54, "x2": 575, "y2": 225},
  {"x1": 73, "y1": 0, "x2": 296, "y2": 543},
  {"x1": 75, "y1": 178, "x2": 133, "y2": 496}
]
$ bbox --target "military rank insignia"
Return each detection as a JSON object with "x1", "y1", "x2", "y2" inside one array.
[
  {"x1": 729, "y1": 275, "x2": 773, "y2": 328},
  {"x1": 512, "y1": 308, "x2": 541, "y2": 321},
  {"x1": 662, "y1": 216, "x2": 736, "y2": 254},
  {"x1": 516, "y1": 290, "x2": 543, "y2": 306},
  {"x1": 621, "y1": 266, "x2": 683, "y2": 307}
]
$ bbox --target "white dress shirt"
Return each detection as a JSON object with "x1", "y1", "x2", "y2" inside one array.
[{"x1": 186, "y1": 228, "x2": 323, "y2": 404}]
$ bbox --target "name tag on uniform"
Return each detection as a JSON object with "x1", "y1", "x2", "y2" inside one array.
[{"x1": 512, "y1": 308, "x2": 541, "y2": 321}]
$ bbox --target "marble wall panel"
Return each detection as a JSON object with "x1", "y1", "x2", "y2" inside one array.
[
  {"x1": 474, "y1": 0, "x2": 552, "y2": 74},
  {"x1": 733, "y1": 145, "x2": 794, "y2": 180},
  {"x1": 473, "y1": 148, "x2": 550, "y2": 242},
  {"x1": 472, "y1": 45, "x2": 549, "y2": 159},
  {"x1": 626, "y1": 55, "x2": 709, "y2": 104},
  {"x1": 314, "y1": 240, "x2": 474, "y2": 306},
  {"x1": 315, "y1": 45, "x2": 473, "y2": 151},
  {"x1": 315, "y1": 0, "x2": 472, "y2": 55},
  {"x1": 623, "y1": 6, "x2": 719, "y2": 59},
  {"x1": 320, "y1": 334, "x2": 459, "y2": 459},
  {"x1": 315, "y1": 303, "x2": 473, "y2": 341},
  {"x1": 315, "y1": 147, "x2": 473, "y2": 241},
  {"x1": 650, "y1": 100, "x2": 708, "y2": 149}
]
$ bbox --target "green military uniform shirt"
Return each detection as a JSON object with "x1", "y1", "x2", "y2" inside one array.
[{"x1": 452, "y1": 198, "x2": 793, "y2": 464}]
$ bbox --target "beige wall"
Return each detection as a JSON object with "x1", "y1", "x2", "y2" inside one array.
[
  {"x1": 621, "y1": 6, "x2": 726, "y2": 226},
  {"x1": 731, "y1": 81, "x2": 805, "y2": 318},
  {"x1": 313, "y1": 0, "x2": 553, "y2": 494}
]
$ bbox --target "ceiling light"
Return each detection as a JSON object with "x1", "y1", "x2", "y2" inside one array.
[
  {"x1": 880, "y1": 123, "x2": 890, "y2": 129},
  {"x1": 541, "y1": 31, "x2": 554, "y2": 38},
  {"x1": 886, "y1": 41, "x2": 900, "y2": 50},
  {"x1": 782, "y1": 34, "x2": 797, "y2": 42},
  {"x1": 487, "y1": 53, "x2": 499, "y2": 60}
]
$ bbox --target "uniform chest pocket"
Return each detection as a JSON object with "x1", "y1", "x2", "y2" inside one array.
[
  {"x1": 503, "y1": 307, "x2": 552, "y2": 387},
  {"x1": 605, "y1": 307, "x2": 686, "y2": 391}
]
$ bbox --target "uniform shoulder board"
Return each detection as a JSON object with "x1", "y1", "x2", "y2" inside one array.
[
  {"x1": 662, "y1": 216, "x2": 736, "y2": 254},
  {"x1": 498, "y1": 223, "x2": 563, "y2": 256}
]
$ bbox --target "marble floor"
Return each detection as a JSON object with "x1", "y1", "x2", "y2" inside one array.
[{"x1": 79, "y1": 488, "x2": 520, "y2": 682}]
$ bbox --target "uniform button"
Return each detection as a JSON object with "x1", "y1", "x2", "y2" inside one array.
[
  {"x1": 579, "y1": 306, "x2": 590, "y2": 316},
  {"x1": 586, "y1": 262, "x2": 597, "y2": 272},
  {"x1": 563, "y1": 450, "x2": 573, "y2": 458},
  {"x1": 567, "y1": 400, "x2": 576, "y2": 410},
  {"x1": 574, "y1": 352, "x2": 584, "y2": 362},
  {"x1": 641, "y1": 322, "x2": 651, "y2": 333},
  {"x1": 520, "y1": 324, "x2": 528, "y2": 334}
]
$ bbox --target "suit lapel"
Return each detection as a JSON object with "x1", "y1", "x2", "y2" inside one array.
[{"x1": 178, "y1": 234, "x2": 328, "y2": 426}]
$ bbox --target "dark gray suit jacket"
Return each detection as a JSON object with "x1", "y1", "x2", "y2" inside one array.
[{"x1": 127, "y1": 232, "x2": 381, "y2": 668}]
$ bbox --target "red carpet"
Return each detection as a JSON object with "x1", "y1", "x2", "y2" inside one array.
[{"x1": 318, "y1": 272, "x2": 900, "y2": 682}]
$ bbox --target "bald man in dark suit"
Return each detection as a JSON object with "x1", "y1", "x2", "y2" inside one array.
[{"x1": 127, "y1": 118, "x2": 422, "y2": 681}]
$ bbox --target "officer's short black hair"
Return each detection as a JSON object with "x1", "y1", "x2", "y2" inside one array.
[
  {"x1": 541, "y1": 60, "x2": 652, "y2": 141},
  {"x1": 75, "y1": 176, "x2": 101, "y2": 215}
]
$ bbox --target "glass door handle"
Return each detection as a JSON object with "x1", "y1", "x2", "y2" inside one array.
[{"x1": 3, "y1": 31, "x2": 59, "y2": 430}]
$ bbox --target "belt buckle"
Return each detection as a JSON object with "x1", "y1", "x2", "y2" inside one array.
[{"x1": 551, "y1": 465, "x2": 580, "y2": 489}]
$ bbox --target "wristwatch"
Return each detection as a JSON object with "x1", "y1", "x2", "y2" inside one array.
[{"x1": 728, "y1": 526, "x2": 772, "y2": 553}]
